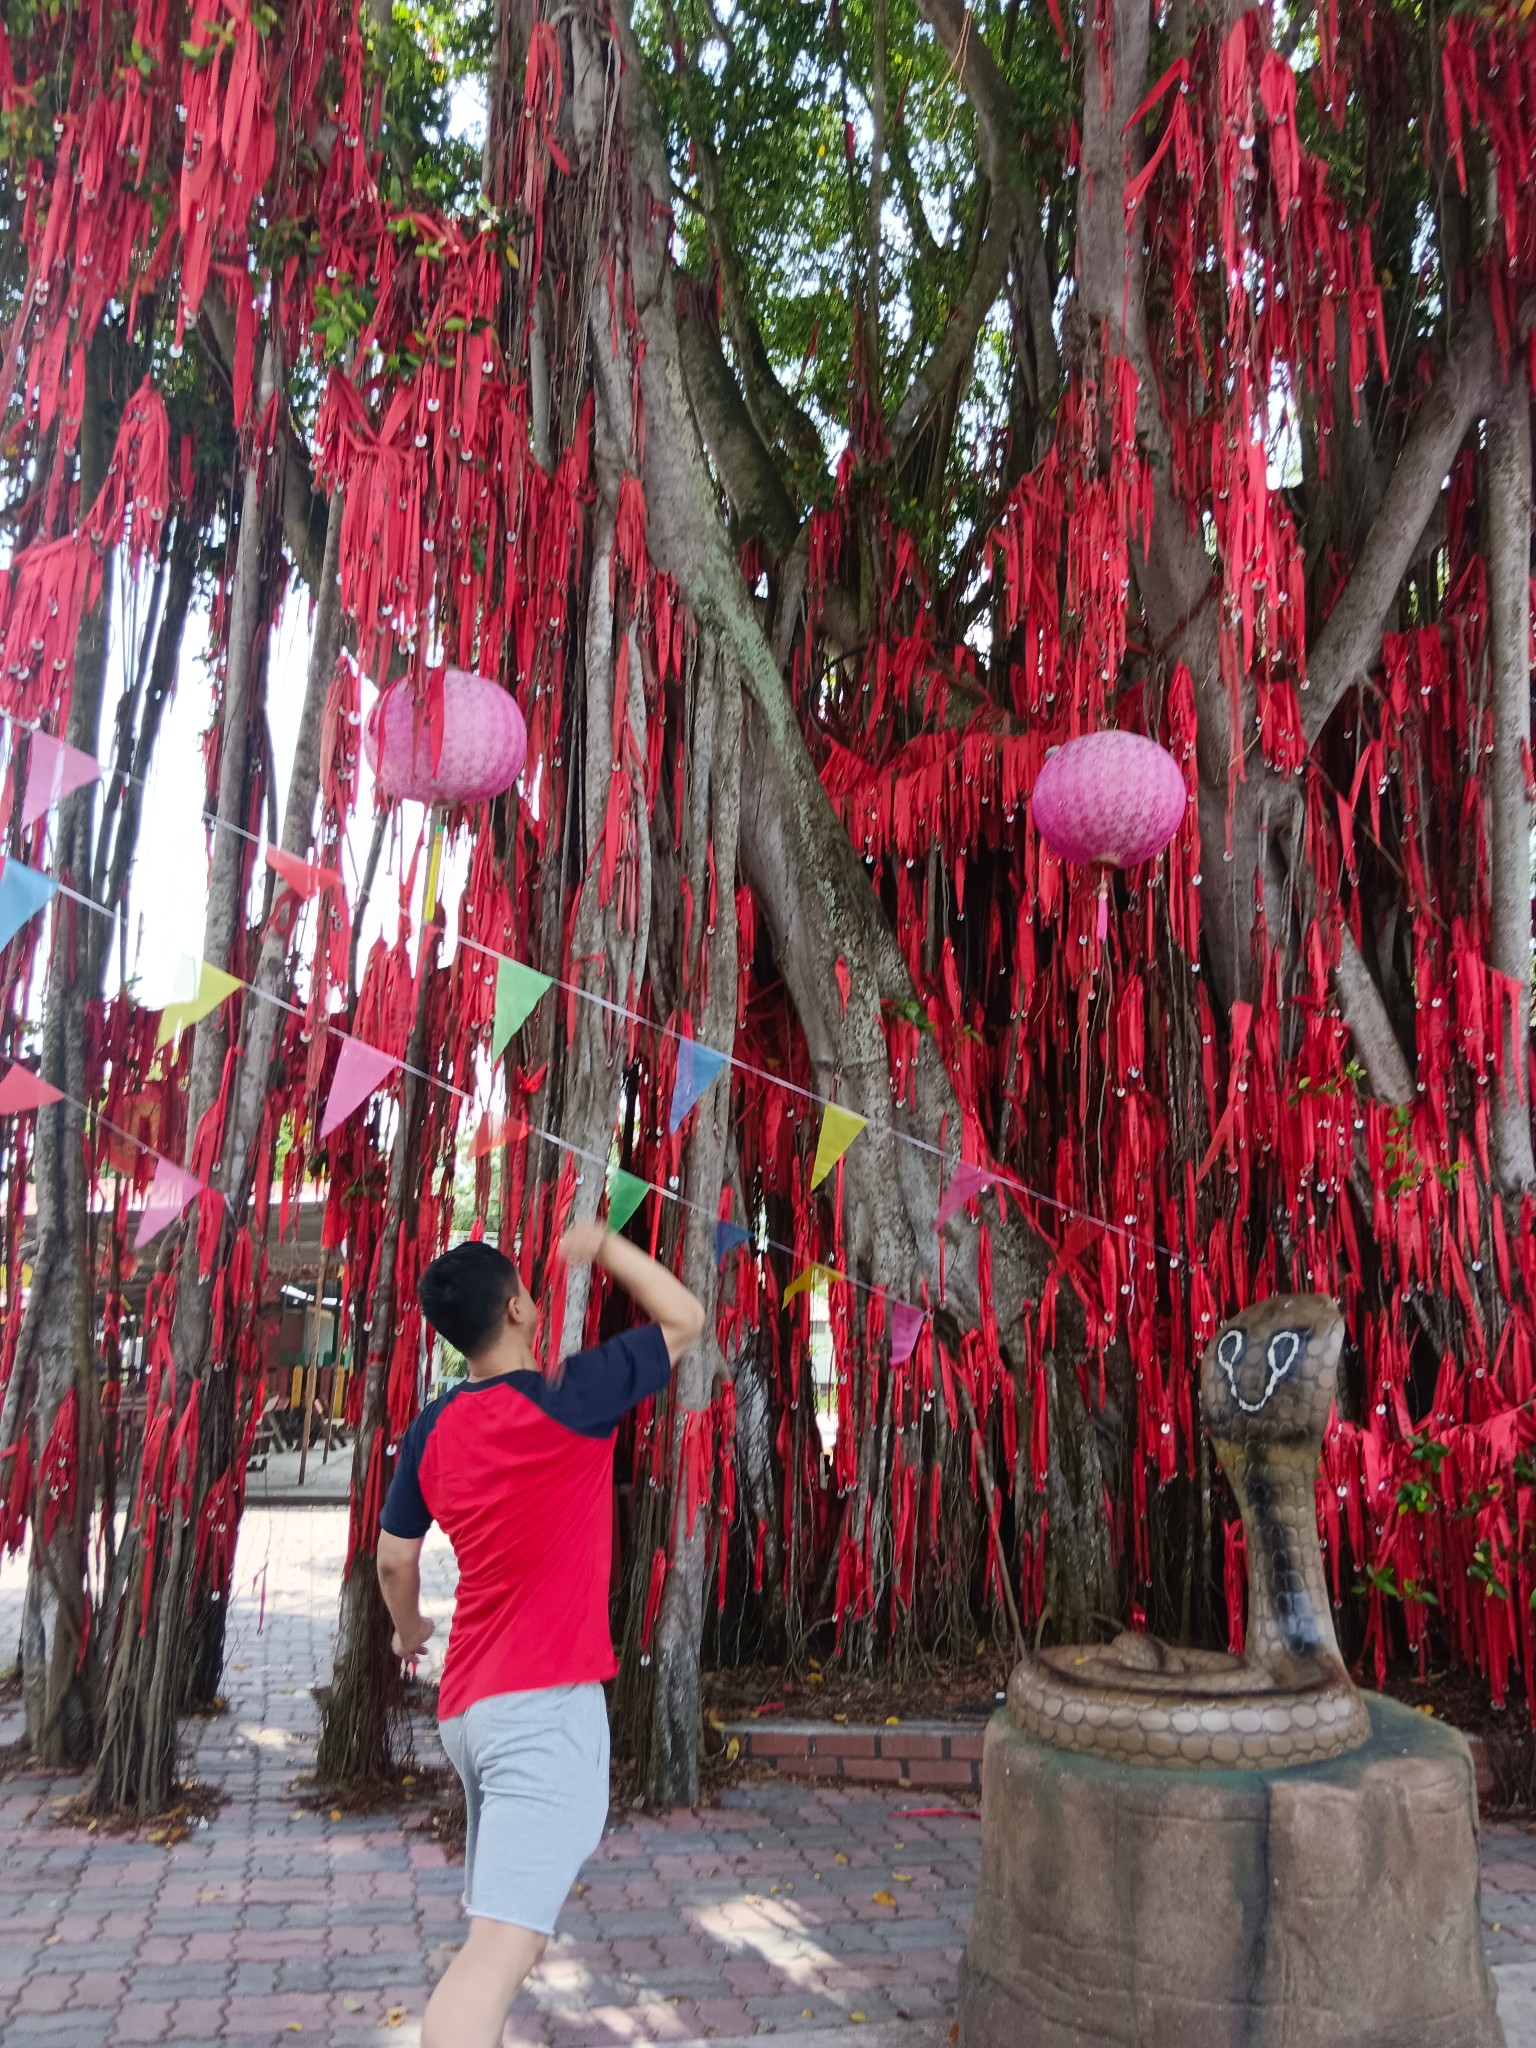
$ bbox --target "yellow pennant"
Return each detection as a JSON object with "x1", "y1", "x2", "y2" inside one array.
[
  {"x1": 156, "y1": 959, "x2": 244, "y2": 1047},
  {"x1": 784, "y1": 1261, "x2": 843, "y2": 1303},
  {"x1": 810, "y1": 1103, "x2": 866, "y2": 1190}
]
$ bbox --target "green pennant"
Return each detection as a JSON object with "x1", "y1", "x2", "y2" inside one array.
[
  {"x1": 606, "y1": 1167, "x2": 649, "y2": 1234},
  {"x1": 491, "y1": 957, "x2": 552, "y2": 1060}
]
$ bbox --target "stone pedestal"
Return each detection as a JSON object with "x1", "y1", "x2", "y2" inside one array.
[{"x1": 959, "y1": 1694, "x2": 1504, "y2": 2048}]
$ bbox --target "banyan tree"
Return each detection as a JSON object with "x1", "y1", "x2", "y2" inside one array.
[{"x1": 0, "y1": 0, "x2": 1532, "y2": 1812}]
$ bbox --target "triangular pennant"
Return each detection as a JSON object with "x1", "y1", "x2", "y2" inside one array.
[
  {"x1": 491, "y1": 958, "x2": 552, "y2": 1060},
  {"x1": 0, "y1": 859, "x2": 57, "y2": 952},
  {"x1": 0, "y1": 1063, "x2": 63, "y2": 1116},
  {"x1": 810, "y1": 1103, "x2": 866, "y2": 1190},
  {"x1": 467, "y1": 1112, "x2": 529, "y2": 1159},
  {"x1": 890, "y1": 1302, "x2": 926, "y2": 1365},
  {"x1": 134, "y1": 1154, "x2": 203, "y2": 1250},
  {"x1": 155, "y1": 958, "x2": 245, "y2": 1047},
  {"x1": 320, "y1": 1036, "x2": 401, "y2": 1139},
  {"x1": 715, "y1": 1219, "x2": 751, "y2": 1265},
  {"x1": 606, "y1": 1167, "x2": 649, "y2": 1234},
  {"x1": 669, "y1": 1038, "x2": 727, "y2": 1133},
  {"x1": 783, "y1": 1261, "x2": 842, "y2": 1303},
  {"x1": 266, "y1": 845, "x2": 342, "y2": 899},
  {"x1": 935, "y1": 1160, "x2": 995, "y2": 1231},
  {"x1": 20, "y1": 734, "x2": 101, "y2": 833}
]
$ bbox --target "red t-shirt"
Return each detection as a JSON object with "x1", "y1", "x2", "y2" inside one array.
[{"x1": 380, "y1": 1324, "x2": 671, "y2": 1719}]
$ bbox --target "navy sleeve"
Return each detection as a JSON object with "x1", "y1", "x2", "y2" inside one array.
[
  {"x1": 546, "y1": 1323, "x2": 673, "y2": 1437},
  {"x1": 380, "y1": 1409, "x2": 434, "y2": 1538}
]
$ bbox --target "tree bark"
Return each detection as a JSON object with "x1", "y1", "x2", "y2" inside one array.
[{"x1": 1486, "y1": 377, "x2": 1536, "y2": 1196}]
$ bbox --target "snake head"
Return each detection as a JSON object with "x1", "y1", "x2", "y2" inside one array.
[{"x1": 1200, "y1": 1293, "x2": 1343, "y2": 1447}]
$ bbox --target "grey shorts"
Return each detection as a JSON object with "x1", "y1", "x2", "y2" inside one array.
[{"x1": 438, "y1": 1682, "x2": 610, "y2": 1933}]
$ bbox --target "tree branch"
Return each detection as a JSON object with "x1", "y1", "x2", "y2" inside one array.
[
  {"x1": 1485, "y1": 372, "x2": 1536, "y2": 1194},
  {"x1": 198, "y1": 297, "x2": 329, "y2": 592},
  {"x1": 675, "y1": 291, "x2": 801, "y2": 554},
  {"x1": 891, "y1": 211, "x2": 1013, "y2": 449},
  {"x1": 1301, "y1": 296, "x2": 1497, "y2": 745},
  {"x1": 1334, "y1": 925, "x2": 1415, "y2": 1105}
]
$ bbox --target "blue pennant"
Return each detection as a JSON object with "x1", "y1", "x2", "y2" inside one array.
[
  {"x1": 715, "y1": 1219, "x2": 751, "y2": 1265},
  {"x1": 0, "y1": 859, "x2": 57, "y2": 953},
  {"x1": 669, "y1": 1038, "x2": 727, "y2": 1133}
]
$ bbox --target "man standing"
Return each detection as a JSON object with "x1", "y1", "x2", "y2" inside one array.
[{"x1": 376, "y1": 1223, "x2": 705, "y2": 2048}]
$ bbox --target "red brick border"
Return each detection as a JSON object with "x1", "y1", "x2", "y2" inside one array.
[
  {"x1": 726, "y1": 1720, "x2": 1498, "y2": 1813},
  {"x1": 722, "y1": 1720, "x2": 985, "y2": 1791}
]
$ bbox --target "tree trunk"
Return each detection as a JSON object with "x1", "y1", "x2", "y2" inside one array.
[
  {"x1": 316, "y1": 940, "x2": 436, "y2": 1787},
  {"x1": 180, "y1": 485, "x2": 346, "y2": 1704},
  {"x1": 4, "y1": 338, "x2": 120, "y2": 1764},
  {"x1": 1486, "y1": 377, "x2": 1536, "y2": 1198},
  {"x1": 645, "y1": 657, "x2": 742, "y2": 1808},
  {"x1": 90, "y1": 342, "x2": 286, "y2": 1811}
]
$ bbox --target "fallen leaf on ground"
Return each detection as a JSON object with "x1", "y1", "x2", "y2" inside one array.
[
  {"x1": 384, "y1": 2008, "x2": 407, "y2": 2028},
  {"x1": 342, "y1": 1997, "x2": 363, "y2": 2013},
  {"x1": 893, "y1": 1872, "x2": 913, "y2": 1883},
  {"x1": 329, "y1": 1809, "x2": 342, "y2": 1822},
  {"x1": 284, "y1": 2024, "x2": 302, "y2": 2034},
  {"x1": 872, "y1": 1890, "x2": 898, "y2": 1907},
  {"x1": 43, "y1": 1936, "x2": 59, "y2": 1948},
  {"x1": 834, "y1": 1852, "x2": 849, "y2": 1865},
  {"x1": 850, "y1": 2013, "x2": 867, "y2": 2024},
  {"x1": 725, "y1": 1737, "x2": 740, "y2": 1763}
]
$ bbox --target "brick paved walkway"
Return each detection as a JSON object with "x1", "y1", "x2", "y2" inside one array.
[
  {"x1": 3, "y1": 1507, "x2": 1535, "y2": 2048},
  {"x1": 1, "y1": 1512, "x2": 970, "y2": 2048}
]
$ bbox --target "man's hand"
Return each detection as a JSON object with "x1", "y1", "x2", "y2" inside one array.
[
  {"x1": 560, "y1": 1217, "x2": 706, "y2": 1364},
  {"x1": 392, "y1": 1614, "x2": 435, "y2": 1661},
  {"x1": 558, "y1": 1220, "x2": 610, "y2": 1268}
]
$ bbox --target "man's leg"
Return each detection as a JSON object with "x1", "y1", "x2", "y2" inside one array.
[{"x1": 421, "y1": 1917, "x2": 546, "y2": 2048}]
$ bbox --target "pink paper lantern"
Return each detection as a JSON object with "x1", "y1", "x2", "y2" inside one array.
[
  {"x1": 1031, "y1": 732, "x2": 1187, "y2": 939},
  {"x1": 1032, "y1": 731, "x2": 1187, "y2": 869},
  {"x1": 364, "y1": 668, "x2": 526, "y2": 805}
]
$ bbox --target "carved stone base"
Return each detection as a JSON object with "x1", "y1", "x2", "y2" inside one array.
[{"x1": 959, "y1": 1694, "x2": 1504, "y2": 2048}]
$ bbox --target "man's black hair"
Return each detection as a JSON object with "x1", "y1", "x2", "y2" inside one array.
[{"x1": 418, "y1": 1240, "x2": 519, "y2": 1360}]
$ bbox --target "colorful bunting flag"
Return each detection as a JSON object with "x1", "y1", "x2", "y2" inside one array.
[
  {"x1": 0, "y1": 859, "x2": 57, "y2": 952},
  {"x1": 606, "y1": 1167, "x2": 649, "y2": 1233},
  {"x1": 810, "y1": 1103, "x2": 866, "y2": 1190},
  {"x1": 783, "y1": 1261, "x2": 842, "y2": 1303},
  {"x1": 155, "y1": 957, "x2": 245, "y2": 1047},
  {"x1": 715, "y1": 1219, "x2": 751, "y2": 1265},
  {"x1": 134, "y1": 1154, "x2": 203, "y2": 1250},
  {"x1": 669, "y1": 1038, "x2": 727, "y2": 1132},
  {"x1": 266, "y1": 846, "x2": 342, "y2": 898},
  {"x1": 20, "y1": 734, "x2": 101, "y2": 833},
  {"x1": 492, "y1": 958, "x2": 553, "y2": 1060},
  {"x1": 936, "y1": 1160, "x2": 995, "y2": 1230},
  {"x1": 890, "y1": 1301, "x2": 925, "y2": 1364},
  {"x1": 0, "y1": 1064, "x2": 63, "y2": 1116},
  {"x1": 467, "y1": 1112, "x2": 529, "y2": 1158},
  {"x1": 320, "y1": 1036, "x2": 401, "y2": 1139}
]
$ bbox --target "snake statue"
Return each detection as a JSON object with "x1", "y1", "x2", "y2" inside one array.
[{"x1": 1008, "y1": 1294, "x2": 1372, "y2": 1769}]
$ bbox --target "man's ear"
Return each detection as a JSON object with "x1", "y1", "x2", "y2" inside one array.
[{"x1": 508, "y1": 1288, "x2": 531, "y2": 1327}]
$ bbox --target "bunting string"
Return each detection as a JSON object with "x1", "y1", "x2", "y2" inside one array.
[{"x1": 0, "y1": 706, "x2": 1191, "y2": 1271}]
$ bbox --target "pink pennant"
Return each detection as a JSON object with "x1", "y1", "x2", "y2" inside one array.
[
  {"x1": 0, "y1": 1063, "x2": 63, "y2": 1115},
  {"x1": 320, "y1": 1036, "x2": 401, "y2": 1139},
  {"x1": 134, "y1": 1154, "x2": 203, "y2": 1250},
  {"x1": 890, "y1": 1301, "x2": 925, "y2": 1365},
  {"x1": 266, "y1": 846, "x2": 342, "y2": 899},
  {"x1": 936, "y1": 1161, "x2": 995, "y2": 1231},
  {"x1": 20, "y1": 733, "x2": 101, "y2": 834}
]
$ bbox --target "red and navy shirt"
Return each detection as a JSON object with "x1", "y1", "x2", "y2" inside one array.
[{"x1": 380, "y1": 1323, "x2": 671, "y2": 1720}]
